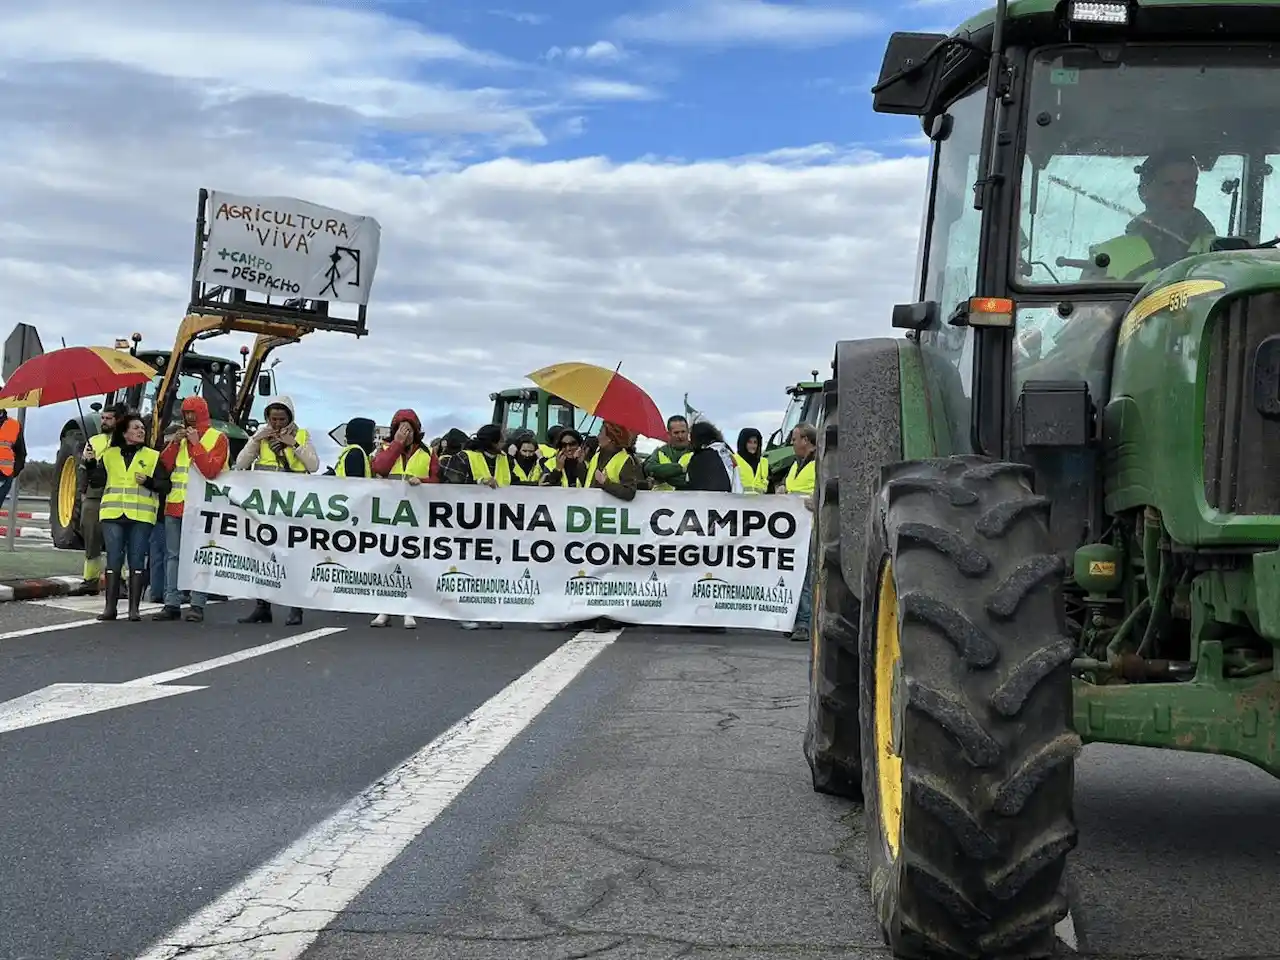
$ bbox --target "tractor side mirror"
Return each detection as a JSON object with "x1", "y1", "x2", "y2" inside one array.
[
  {"x1": 89, "y1": 402, "x2": 102, "y2": 412},
  {"x1": 766, "y1": 429, "x2": 782, "y2": 449},
  {"x1": 258, "y1": 373, "x2": 272, "y2": 396},
  {"x1": 872, "y1": 32, "x2": 950, "y2": 116}
]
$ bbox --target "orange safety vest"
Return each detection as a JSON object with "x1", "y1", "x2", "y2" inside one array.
[{"x1": 0, "y1": 417, "x2": 20, "y2": 477}]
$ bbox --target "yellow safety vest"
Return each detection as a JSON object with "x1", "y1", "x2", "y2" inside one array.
[
  {"x1": 388, "y1": 447, "x2": 433, "y2": 480},
  {"x1": 100, "y1": 446, "x2": 161, "y2": 524},
  {"x1": 786, "y1": 458, "x2": 815, "y2": 495},
  {"x1": 89, "y1": 433, "x2": 111, "y2": 456},
  {"x1": 464, "y1": 449, "x2": 512, "y2": 487},
  {"x1": 539, "y1": 443, "x2": 555, "y2": 460},
  {"x1": 253, "y1": 427, "x2": 310, "y2": 472},
  {"x1": 650, "y1": 448, "x2": 692, "y2": 491},
  {"x1": 513, "y1": 459, "x2": 543, "y2": 484},
  {"x1": 1087, "y1": 232, "x2": 1216, "y2": 283},
  {"x1": 586, "y1": 451, "x2": 631, "y2": 487},
  {"x1": 542, "y1": 456, "x2": 585, "y2": 487},
  {"x1": 734, "y1": 454, "x2": 769, "y2": 494},
  {"x1": 335, "y1": 443, "x2": 372, "y2": 478},
  {"x1": 168, "y1": 426, "x2": 224, "y2": 505}
]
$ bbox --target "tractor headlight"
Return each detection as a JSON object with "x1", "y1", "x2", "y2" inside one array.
[{"x1": 1068, "y1": 0, "x2": 1128, "y2": 24}]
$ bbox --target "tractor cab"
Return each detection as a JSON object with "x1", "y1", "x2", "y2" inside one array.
[
  {"x1": 490, "y1": 387, "x2": 591, "y2": 443},
  {"x1": 763, "y1": 373, "x2": 824, "y2": 487}
]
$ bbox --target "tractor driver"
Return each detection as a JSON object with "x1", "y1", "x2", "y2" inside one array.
[{"x1": 1081, "y1": 151, "x2": 1219, "y2": 283}]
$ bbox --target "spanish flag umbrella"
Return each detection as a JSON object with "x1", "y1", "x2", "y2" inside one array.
[
  {"x1": 527, "y1": 361, "x2": 667, "y2": 439},
  {"x1": 0, "y1": 346, "x2": 157, "y2": 409}
]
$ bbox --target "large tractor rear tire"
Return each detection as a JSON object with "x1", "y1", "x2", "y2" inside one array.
[
  {"x1": 803, "y1": 377, "x2": 863, "y2": 798},
  {"x1": 49, "y1": 431, "x2": 86, "y2": 551},
  {"x1": 860, "y1": 456, "x2": 1079, "y2": 959}
]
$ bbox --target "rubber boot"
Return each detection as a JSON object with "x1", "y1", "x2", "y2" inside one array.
[
  {"x1": 97, "y1": 570, "x2": 121, "y2": 621},
  {"x1": 127, "y1": 572, "x2": 145, "y2": 622},
  {"x1": 238, "y1": 600, "x2": 272, "y2": 624},
  {"x1": 284, "y1": 607, "x2": 303, "y2": 627}
]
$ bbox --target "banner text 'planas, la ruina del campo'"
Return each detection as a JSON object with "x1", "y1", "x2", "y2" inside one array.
[{"x1": 177, "y1": 471, "x2": 813, "y2": 629}]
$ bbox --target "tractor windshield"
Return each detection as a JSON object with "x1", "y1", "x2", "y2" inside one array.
[
  {"x1": 777, "y1": 390, "x2": 818, "y2": 444},
  {"x1": 1018, "y1": 44, "x2": 1280, "y2": 286}
]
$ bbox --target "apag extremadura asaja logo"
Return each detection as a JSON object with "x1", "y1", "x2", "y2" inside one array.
[
  {"x1": 436, "y1": 566, "x2": 541, "y2": 607},
  {"x1": 690, "y1": 572, "x2": 792, "y2": 614},
  {"x1": 564, "y1": 569, "x2": 667, "y2": 609},
  {"x1": 310, "y1": 557, "x2": 413, "y2": 599},
  {"x1": 191, "y1": 540, "x2": 286, "y2": 589}
]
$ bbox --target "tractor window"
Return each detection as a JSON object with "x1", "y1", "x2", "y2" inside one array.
[
  {"x1": 502, "y1": 399, "x2": 530, "y2": 433},
  {"x1": 918, "y1": 81, "x2": 986, "y2": 455},
  {"x1": 1020, "y1": 44, "x2": 1280, "y2": 285},
  {"x1": 1012, "y1": 301, "x2": 1126, "y2": 403},
  {"x1": 547, "y1": 399, "x2": 582, "y2": 430}
]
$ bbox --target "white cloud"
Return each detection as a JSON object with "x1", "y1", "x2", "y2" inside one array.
[
  {"x1": 489, "y1": 9, "x2": 548, "y2": 25},
  {"x1": 0, "y1": 0, "x2": 921, "y2": 467},
  {"x1": 546, "y1": 41, "x2": 628, "y2": 63},
  {"x1": 566, "y1": 78, "x2": 659, "y2": 101},
  {"x1": 614, "y1": 0, "x2": 880, "y2": 47}
]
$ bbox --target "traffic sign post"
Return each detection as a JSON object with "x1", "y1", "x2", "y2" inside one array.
[{"x1": 2, "y1": 325, "x2": 43, "y2": 553}]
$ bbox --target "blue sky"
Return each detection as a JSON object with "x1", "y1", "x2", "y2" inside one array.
[{"x1": 1, "y1": 0, "x2": 986, "y2": 463}]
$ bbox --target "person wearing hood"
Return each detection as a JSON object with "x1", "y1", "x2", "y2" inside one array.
[
  {"x1": 541, "y1": 427, "x2": 588, "y2": 488},
  {"x1": 543, "y1": 425, "x2": 565, "y2": 464},
  {"x1": 443, "y1": 424, "x2": 512, "y2": 488},
  {"x1": 734, "y1": 427, "x2": 769, "y2": 494},
  {"x1": 684, "y1": 421, "x2": 743, "y2": 493},
  {"x1": 335, "y1": 417, "x2": 377, "y2": 477},
  {"x1": 235, "y1": 396, "x2": 317, "y2": 626},
  {"x1": 86, "y1": 413, "x2": 172, "y2": 622},
  {"x1": 509, "y1": 429, "x2": 543, "y2": 485},
  {"x1": 151, "y1": 396, "x2": 229, "y2": 622},
  {"x1": 437, "y1": 427, "x2": 469, "y2": 473},
  {"x1": 369, "y1": 410, "x2": 438, "y2": 629},
  {"x1": 371, "y1": 409, "x2": 438, "y2": 483}
]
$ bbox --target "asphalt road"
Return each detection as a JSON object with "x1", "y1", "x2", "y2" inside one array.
[{"x1": 0, "y1": 596, "x2": 1275, "y2": 960}]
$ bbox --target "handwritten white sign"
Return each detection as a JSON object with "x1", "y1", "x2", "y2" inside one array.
[{"x1": 197, "y1": 192, "x2": 381, "y2": 304}]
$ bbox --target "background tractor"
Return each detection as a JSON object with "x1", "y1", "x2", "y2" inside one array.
[
  {"x1": 50, "y1": 187, "x2": 373, "y2": 549},
  {"x1": 764, "y1": 373, "x2": 823, "y2": 488},
  {"x1": 804, "y1": 1, "x2": 1280, "y2": 957},
  {"x1": 491, "y1": 386, "x2": 593, "y2": 443}
]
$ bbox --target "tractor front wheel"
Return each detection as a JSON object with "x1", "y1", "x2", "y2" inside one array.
[
  {"x1": 49, "y1": 432, "x2": 86, "y2": 551},
  {"x1": 860, "y1": 456, "x2": 1079, "y2": 959}
]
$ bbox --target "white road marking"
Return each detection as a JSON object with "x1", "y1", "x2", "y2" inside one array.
[
  {"x1": 1055, "y1": 910, "x2": 1078, "y2": 950},
  {"x1": 0, "y1": 627, "x2": 346, "y2": 734},
  {"x1": 0, "y1": 618, "x2": 101, "y2": 641},
  {"x1": 36, "y1": 596, "x2": 167, "y2": 616},
  {"x1": 133, "y1": 628, "x2": 622, "y2": 960}
]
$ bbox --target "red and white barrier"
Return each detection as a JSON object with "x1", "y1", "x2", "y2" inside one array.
[
  {"x1": 0, "y1": 511, "x2": 49, "y2": 521},
  {"x1": 0, "y1": 526, "x2": 51, "y2": 540}
]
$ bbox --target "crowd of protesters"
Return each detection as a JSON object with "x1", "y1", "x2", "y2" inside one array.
[{"x1": 75, "y1": 399, "x2": 818, "y2": 641}]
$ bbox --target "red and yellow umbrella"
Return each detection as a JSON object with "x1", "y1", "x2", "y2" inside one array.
[
  {"x1": 0, "y1": 346, "x2": 157, "y2": 409},
  {"x1": 527, "y1": 362, "x2": 667, "y2": 439}
]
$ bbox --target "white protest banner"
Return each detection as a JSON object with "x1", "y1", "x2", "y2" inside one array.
[
  {"x1": 196, "y1": 191, "x2": 381, "y2": 303},
  {"x1": 177, "y1": 471, "x2": 812, "y2": 631}
]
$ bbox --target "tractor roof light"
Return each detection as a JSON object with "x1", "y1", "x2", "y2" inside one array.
[
  {"x1": 1068, "y1": 0, "x2": 1129, "y2": 24},
  {"x1": 968, "y1": 296, "x2": 1015, "y2": 328}
]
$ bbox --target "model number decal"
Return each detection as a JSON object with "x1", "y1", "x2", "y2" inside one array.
[{"x1": 1119, "y1": 279, "x2": 1225, "y2": 345}]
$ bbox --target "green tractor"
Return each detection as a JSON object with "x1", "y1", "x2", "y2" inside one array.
[
  {"x1": 49, "y1": 335, "x2": 260, "y2": 550},
  {"x1": 764, "y1": 372, "x2": 824, "y2": 489},
  {"x1": 491, "y1": 387, "x2": 593, "y2": 445},
  {"x1": 805, "y1": 2, "x2": 1280, "y2": 957}
]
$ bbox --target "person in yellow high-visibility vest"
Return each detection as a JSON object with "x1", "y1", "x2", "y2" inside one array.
[
  {"x1": 234, "y1": 396, "x2": 318, "y2": 626},
  {"x1": 785, "y1": 423, "x2": 817, "y2": 643},
  {"x1": 85, "y1": 413, "x2": 172, "y2": 622},
  {"x1": 733, "y1": 427, "x2": 769, "y2": 494},
  {"x1": 642, "y1": 415, "x2": 692, "y2": 491},
  {"x1": 370, "y1": 409, "x2": 437, "y2": 629},
  {"x1": 443, "y1": 424, "x2": 511, "y2": 631},
  {"x1": 510, "y1": 430, "x2": 544, "y2": 485},
  {"x1": 78, "y1": 402, "x2": 127, "y2": 591},
  {"x1": 540, "y1": 428, "x2": 588, "y2": 487}
]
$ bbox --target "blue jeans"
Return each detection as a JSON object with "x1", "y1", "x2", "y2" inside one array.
[
  {"x1": 102, "y1": 518, "x2": 153, "y2": 573},
  {"x1": 795, "y1": 554, "x2": 814, "y2": 634},
  {"x1": 149, "y1": 519, "x2": 167, "y2": 601},
  {"x1": 164, "y1": 515, "x2": 207, "y2": 610},
  {"x1": 0, "y1": 475, "x2": 14, "y2": 510}
]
